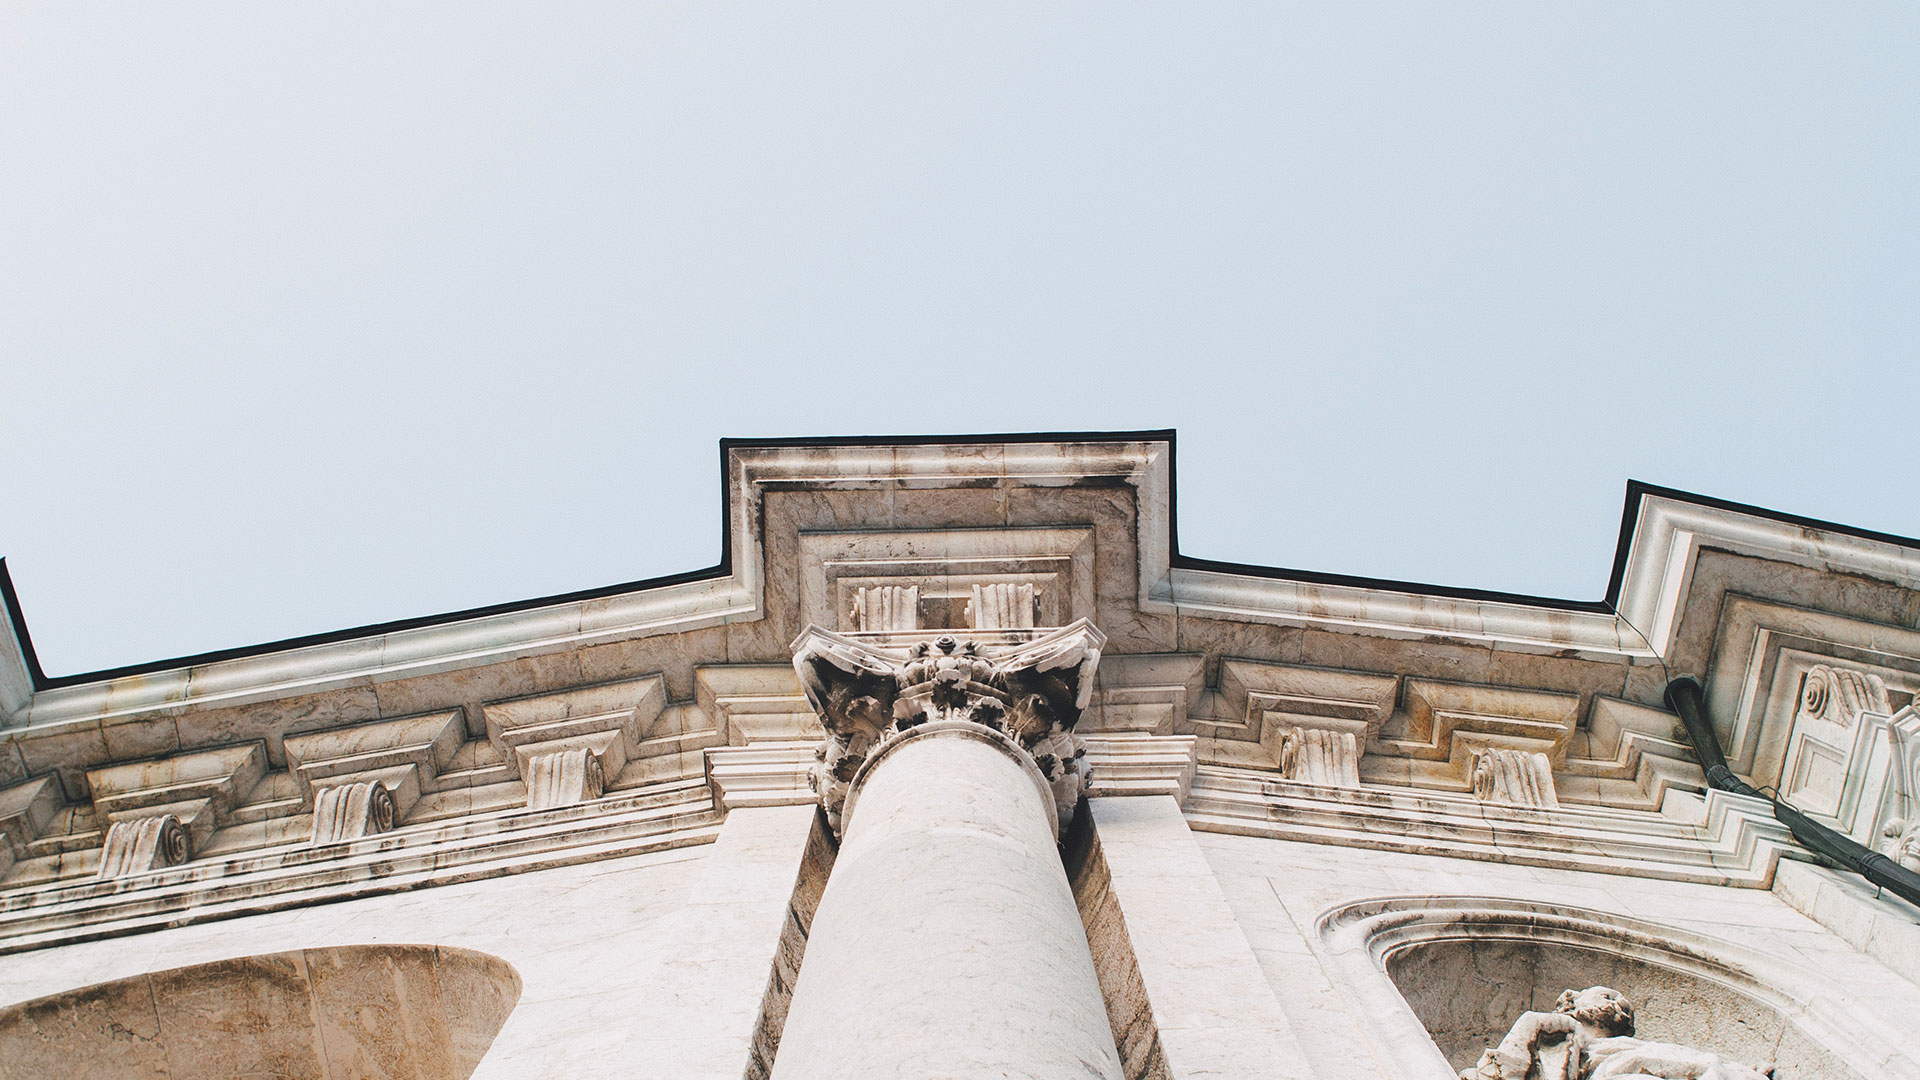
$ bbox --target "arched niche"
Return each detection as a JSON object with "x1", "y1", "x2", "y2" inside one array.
[
  {"x1": 0, "y1": 943, "x2": 521, "y2": 1079},
  {"x1": 1318, "y1": 897, "x2": 1897, "y2": 1080}
]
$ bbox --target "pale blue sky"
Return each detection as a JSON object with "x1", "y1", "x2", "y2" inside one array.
[{"x1": 4, "y1": 5, "x2": 1917, "y2": 676}]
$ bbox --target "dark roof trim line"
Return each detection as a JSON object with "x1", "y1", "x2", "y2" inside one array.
[{"x1": 7, "y1": 431, "x2": 1919, "y2": 692}]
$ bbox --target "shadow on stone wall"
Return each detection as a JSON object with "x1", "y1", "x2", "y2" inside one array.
[
  {"x1": 1318, "y1": 896, "x2": 1871, "y2": 1080},
  {"x1": 0, "y1": 943, "x2": 521, "y2": 1079},
  {"x1": 1387, "y1": 938, "x2": 1827, "y2": 1076}
]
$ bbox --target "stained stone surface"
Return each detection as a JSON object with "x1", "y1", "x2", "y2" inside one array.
[
  {"x1": 0, "y1": 438, "x2": 1918, "y2": 1078},
  {"x1": 0, "y1": 944, "x2": 519, "y2": 1080},
  {"x1": 773, "y1": 727, "x2": 1122, "y2": 1080}
]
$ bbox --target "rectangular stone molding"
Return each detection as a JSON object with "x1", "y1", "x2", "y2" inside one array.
[
  {"x1": 968, "y1": 581, "x2": 1036, "y2": 630},
  {"x1": 283, "y1": 711, "x2": 464, "y2": 823},
  {"x1": 1084, "y1": 796, "x2": 1314, "y2": 1080},
  {"x1": 86, "y1": 742, "x2": 267, "y2": 822},
  {"x1": 1083, "y1": 654, "x2": 1206, "y2": 735},
  {"x1": 1277, "y1": 726, "x2": 1361, "y2": 789},
  {"x1": 0, "y1": 775, "x2": 60, "y2": 879},
  {"x1": 802, "y1": 525, "x2": 1095, "y2": 633},
  {"x1": 1186, "y1": 660, "x2": 1396, "y2": 770},
  {"x1": 523, "y1": 746, "x2": 605, "y2": 811},
  {"x1": 1557, "y1": 696, "x2": 1704, "y2": 810},
  {"x1": 1393, "y1": 678, "x2": 1579, "y2": 762},
  {"x1": 706, "y1": 745, "x2": 818, "y2": 810},
  {"x1": 1083, "y1": 734, "x2": 1199, "y2": 801},
  {"x1": 849, "y1": 585, "x2": 919, "y2": 631},
  {"x1": 483, "y1": 675, "x2": 669, "y2": 803},
  {"x1": 309, "y1": 780, "x2": 397, "y2": 846},
  {"x1": 695, "y1": 666, "x2": 818, "y2": 746},
  {"x1": 613, "y1": 804, "x2": 821, "y2": 1079},
  {"x1": 86, "y1": 742, "x2": 267, "y2": 855},
  {"x1": 1469, "y1": 746, "x2": 1560, "y2": 808},
  {"x1": 97, "y1": 812, "x2": 190, "y2": 878}
]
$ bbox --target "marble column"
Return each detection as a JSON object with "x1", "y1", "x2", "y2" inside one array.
[{"x1": 770, "y1": 720, "x2": 1123, "y2": 1080}]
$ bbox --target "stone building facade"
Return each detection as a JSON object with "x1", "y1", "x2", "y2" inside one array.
[{"x1": 0, "y1": 433, "x2": 1916, "y2": 1078}]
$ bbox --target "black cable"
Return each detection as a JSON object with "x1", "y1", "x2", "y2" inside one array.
[{"x1": 1664, "y1": 675, "x2": 1920, "y2": 910}]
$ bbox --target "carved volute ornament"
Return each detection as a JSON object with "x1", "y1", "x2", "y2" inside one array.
[
  {"x1": 97, "y1": 813, "x2": 191, "y2": 879},
  {"x1": 311, "y1": 781, "x2": 397, "y2": 846},
  {"x1": 791, "y1": 619, "x2": 1105, "y2": 836},
  {"x1": 1470, "y1": 747, "x2": 1561, "y2": 808},
  {"x1": 1798, "y1": 664, "x2": 1891, "y2": 730},
  {"x1": 1466, "y1": 986, "x2": 1773, "y2": 1080}
]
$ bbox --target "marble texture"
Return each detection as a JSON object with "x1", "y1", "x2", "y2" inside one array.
[
  {"x1": 3, "y1": 437, "x2": 1920, "y2": 1078},
  {"x1": 1087, "y1": 796, "x2": 1312, "y2": 1080},
  {"x1": 309, "y1": 780, "x2": 394, "y2": 846},
  {"x1": 774, "y1": 727, "x2": 1121, "y2": 1080},
  {"x1": 95, "y1": 812, "x2": 189, "y2": 878},
  {"x1": 0, "y1": 944, "x2": 520, "y2": 1080}
]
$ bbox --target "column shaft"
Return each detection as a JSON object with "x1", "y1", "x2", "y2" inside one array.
[{"x1": 771, "y1": 724, "x2": 1122, "y2": 1080}]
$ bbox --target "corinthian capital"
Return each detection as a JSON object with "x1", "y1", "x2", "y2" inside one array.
[{"x1": 791, "y1": 620, "x2": 1106, "y2": 835}]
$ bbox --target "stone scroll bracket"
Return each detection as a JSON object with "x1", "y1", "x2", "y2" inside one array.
[
  {"x1": 310, "y1": 781, "x2": 398, "y2": 846},
  {"x1": 1468, "y1": 746, "x2": 1561, "y2": 808},
  {"x1": 790, "y1": 619, "x2": 1107, "y2": 837},
  {"x1": 1278, "y1": 725, "x2": 1363, "y2": 789},
  {"x1": 1183, "y1": 659, "x2": 1396, "y2": 777},
  {"x1": 521, "y1": 745, "x2": 606, "y2": 811},
  {"x1": 967, "y1": 582, "x2": 1037, "y2": 630},
  {"x1": 850, "y1": 585, "x2": 920, "y2": 632},
  {"x1": 480, "y1": 675, "x2": 667, "y2": 810},
  {"x1": 1885, "y1": 706, "x2": 1920, "y2": 870},
  {"x1": 84, "y1": 742, "x2": 270, "y2": 872},
  {"x1": 283, "y1": 710, "x2": 464, "y2": 835},
  {"x1": 97, "y1": 812, "x2": 190, "y2": 879}
]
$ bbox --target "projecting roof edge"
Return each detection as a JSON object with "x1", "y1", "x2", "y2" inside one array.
[{"x1": 5, "y1": 433, "x2": 1920, "y2": 728}]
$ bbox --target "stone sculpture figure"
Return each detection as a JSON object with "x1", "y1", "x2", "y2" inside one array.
[
  {"x1": 1463, "y1": 986, "x2": 1772, "y2": 1080},
  {"x1": 1885, "y1": 704, "x2": 1920, "y2": 871},
  {"x1": 1883, "y1": 817, "x2": 1920, "y2": 873}
]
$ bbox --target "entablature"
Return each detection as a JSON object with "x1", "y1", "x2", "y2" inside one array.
[{"x1": 2, "y1": 434, "x2": 1919, "y2": 949}]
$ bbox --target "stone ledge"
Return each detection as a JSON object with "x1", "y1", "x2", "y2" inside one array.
[
  {"x1": 1183, "y1": 767, "x2": 1805, "y2": 888},
  {"x1": 0, "y1": 778, "x2": 721, "y2": 954}
]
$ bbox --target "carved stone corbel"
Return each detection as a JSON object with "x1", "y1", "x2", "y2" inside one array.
[
  {"x1": 792, "y1": 620, "x2": 1105, "y2": 835},
  {"x1": 482, "y1": 675, "x2": 666, "y2": 808},
  {"x1": 1882, "y1": 704, "x2": 1920, "y2": 871},
  {"x1": 967, "y1": 582, "x2": 1035, "y2": 630},
  {"x1": 97, "y1": 813, "x2": 190, "y2": 878},
  {"x1": 850, "y1": 585, "x2": 920, "y2": 631},
  {"x1": 1278, "y1": 726, "x2": 1361, "y2": 788},
  {"x1": 1799, "y1": 664, "x2": 1892, "y2": 729},
  {"x1": 310, "y1": 781, "x2": 397, "y2": 846},
  {"x1": 1470, "y1": 747, "x2": 1560, "y2": 808},
  {"x1": 524, "y1": 746, "x2": 606, "y2": 810}
]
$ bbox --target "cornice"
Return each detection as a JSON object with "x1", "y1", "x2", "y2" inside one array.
[
  {"x1": 6, "y1": 436, "x2": 1920, "y2": 733},
  {"x1": 1615, "y1": 490, "x2": 1920, "y2": 659}
]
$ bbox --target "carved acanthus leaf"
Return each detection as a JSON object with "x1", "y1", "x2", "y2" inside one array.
[{"x1": 792, "y1": 620, "x2": 1107, "y2": 835}]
